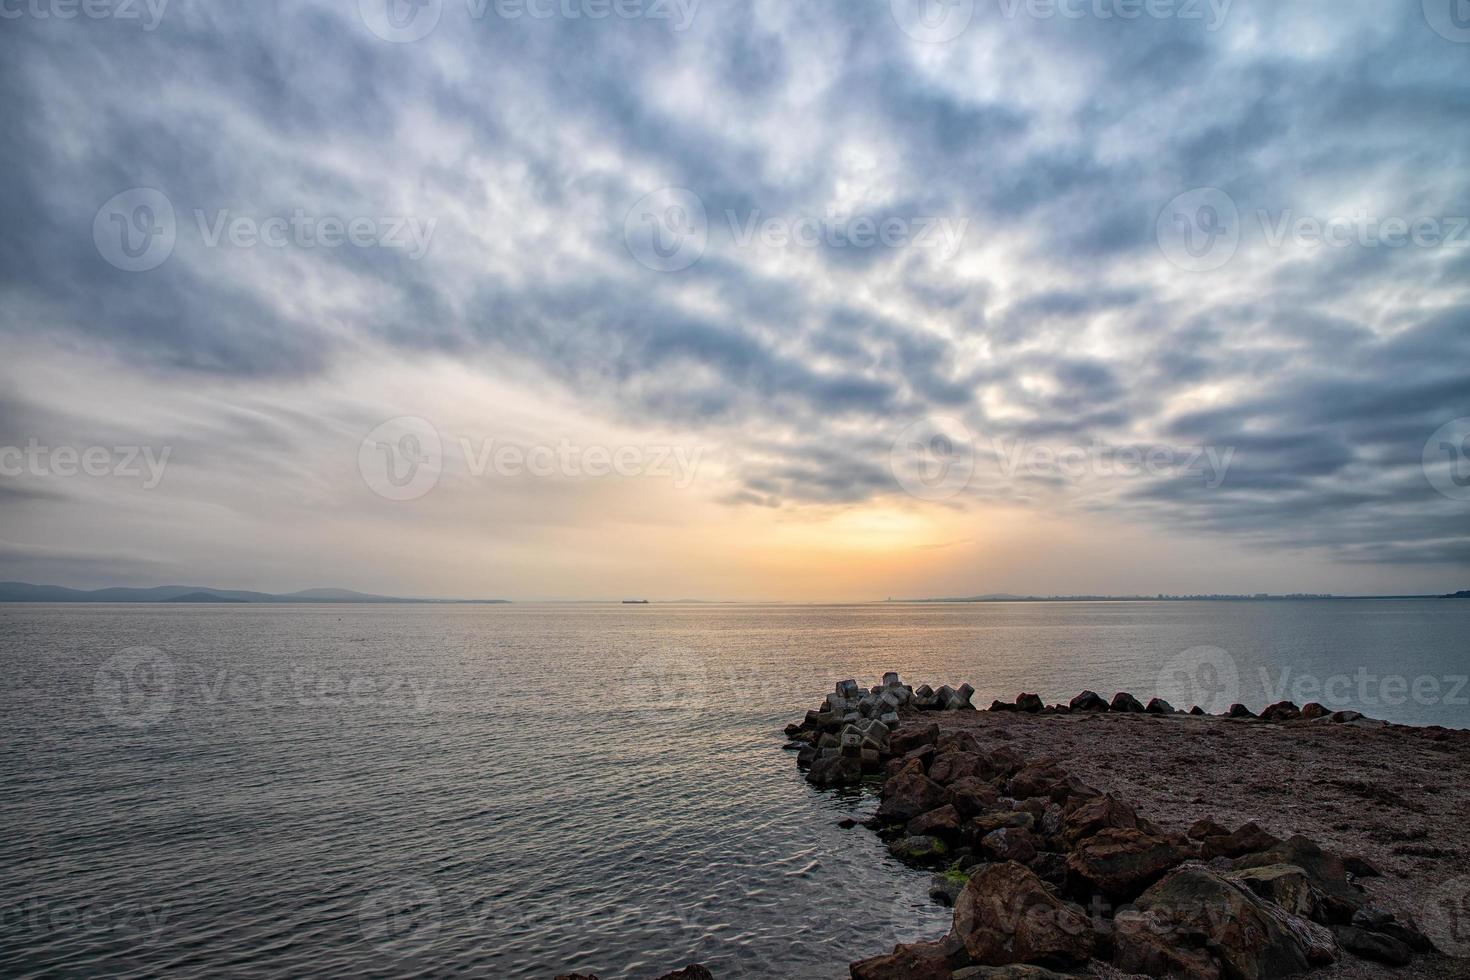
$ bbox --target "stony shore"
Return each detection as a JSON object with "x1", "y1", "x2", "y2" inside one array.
[{"x1": 784, "y1": 675, "x2": 1470, "y2": 979}]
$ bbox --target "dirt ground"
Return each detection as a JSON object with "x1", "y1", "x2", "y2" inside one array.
[{"x1": 932, "y1": 709, "x2": 1470, "y2": 979}]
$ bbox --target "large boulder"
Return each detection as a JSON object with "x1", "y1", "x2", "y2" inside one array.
[
  {"x1": 945, "y1": 777, "x2": 1002, "y2": 818},
  {"x1": 1145, "y1": 697, "x2": 1176, "y2": 714},
  {"x1": 1114, "y1": 866, "x2": 1338, "y2": 978},
  {"x1": 1070, "y1": 691, "x2": 1109, "y2": 712},
  {"x1": 1227, "y1": 864, "x2": 1325, "y2": 920},
  {"x1": 1059, "y1": 794, "x2": 1143, "y2": 847},
  {"x1": 908, "y1": 804, "x2": 963, "y2": 839},
  {"x1": 1111, "y1": 692, "x2": 1146, "y2": 713},
  {"x1": 890, "y1": 835, "x2": 948, "y2": 863},
  {"x1": 1015, "y1": 693, "x2": 1044, "y2": 713},
  {"x1": 877, "y1": 772, "x2": 947, "y2": 823},
  {"x1": 1229, "y1": 835, "x2": 1366, "y2": 921},
  {"x1": 981, "y1": 826, "x2": 1041, "y2": 864},
  {"x1": 1066, "y1": 828, "x2": 1190, "y2": 899},
  {"x1": 890, "y1": 722, "x2": 940, "y2": 755},
  {"x1": 1008, "y1": 763, "x2": 1096, "y2": 804},
  {"x1": 850, "y1": 940, "x2": 956, "y2": 980},
  {"x1": 1261, "y1": 700, "x2": 1303, "y2": 722},
  {"x1": 930, "y1": 750, "x2": 987, "y2": 786},
  {"x1": 952, "y1": 862, "x2": 1095, "y2": 967},
  {"x1": 807, "y1": 753, "x2": 862, "y2": 788}
]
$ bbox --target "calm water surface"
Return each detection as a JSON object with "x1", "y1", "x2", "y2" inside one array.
[{"x1": 2, "y1": 600, "x2": 1467, "y2": 978}]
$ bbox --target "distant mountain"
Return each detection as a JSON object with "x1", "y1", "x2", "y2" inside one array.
[
  {"x1": 165, "y1": 591, "x2": 249, "y2": 604},
  {"x1": 1444, "y1": 590, "x2": 1470, "y2": 599},
  {"x1": 0, "y1": 582, "x2": 510, "y2": 604}
]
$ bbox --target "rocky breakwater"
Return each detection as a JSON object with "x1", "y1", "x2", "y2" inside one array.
[
  {"x1": 784, "y1": 672, "x2": 976, "y2": 790},
  {"x1": 784, "y1": 676, "x2": 1440, "y2": 979}
]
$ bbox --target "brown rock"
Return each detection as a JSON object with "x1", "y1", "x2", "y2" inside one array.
[
  {"x1": 1066, "y1": 828, "x2": 1190, "y2": 898},
  {"x1": 1187, "y1": 817, "x2": 1229, "y2": 841},
  {"x1": 891, "y1": 722, "x2": 941, "y2": 755},
  {"x1": 1333, "y1": 926, "x2": 1412, "y2": 966},
  {"x1": 1230, "y1": 835, "x2": 1367, "y2": 921},
  {"x1": 1112, "y1": 909, "x2": 1223, "y2": 979},
  {"x1": 1226, "y1": 703, "x2": 1257, "y2": 718},
  {"x1": 1060, "y1": 794, "x2": 1141, "y2": 847},
  {"x1": 952, "y1": 967, "x2": 1071, "y2": 979},
  {"x1": 937, "y1": 731, "x2": 984, "y2": 755},
  {"x1": 1015, "y1": 693, "x2": 1044, "y2": 713},
  {"x1": 930, "y1": 750, "x2": 987, "y2": 785},
  {"x1": 1200, "y1": 821, "x2": 1282, "y2": 860},
  {"x1": 952, "y1": 862, "x2": 1095, "y2": 966},
  {"x1": 1008, "y1": 763, "x2": 1090, "y2": 803},
  {"x1": 1114, "y1": 866, "x2": 1338, "y2": 978},
  {"x1": 850, "y1": 940, "x2": 955, "y2": 980},
  {"x1": 654, "y1": 969, "x2": 714, "y2": 980},
  {"x1": 1070, "y1": 691, "x2": 1109, "y2": 712},
  {"x1": 908, "y1": 804, "x2": 963, "y2": 839},
  {"x1": 807, "y1": 753, "x2": 862, "y2": 787},
  {"x1": 1227, "y1": 863, "x2": 1325, "y2": 920},
  {"x1": 980, "y1": 746, "x2": 1028, "y2": 780},
  {"x1": 982, "y1": 826, "x2": 1040, "y2": 864},
  {"x1": 1300, "y1": 701, "x2": 1328, "y2": 720},
  {"x1": 972, "y1": 811, "x2": 1035, "y2": 836},
  {"x1": 1144, "y1": 697, "x2": 1176, "y2": 714},
  {"x1": 1111, "y1": 692, "x2": 1146, "y2": 713},
  {"x1": 877, "y1": 772, "x2": 947, "y2": 823},
  {"x1": 1261, "y1": 700, "x2": 1303, "y2": 722},
  {"x1": 945, "y1": 777, "x2": 1003, "y2": 818}
]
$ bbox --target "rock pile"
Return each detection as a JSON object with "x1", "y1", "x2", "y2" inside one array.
[
  {"x1": 785, "y1": 676, "x2": 1435, "y2": 979},
  {"x1": 783, "y1": 673, "x2": 976, "y2": 788}
]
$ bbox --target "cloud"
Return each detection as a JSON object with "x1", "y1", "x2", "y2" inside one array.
[{"x1": 0, "y1": 0, "x2": 1467, "y2": 591}]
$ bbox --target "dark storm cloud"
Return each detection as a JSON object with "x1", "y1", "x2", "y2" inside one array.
[{"x1": 0, "y1": 0, "x2": 1467, "y2": 574}]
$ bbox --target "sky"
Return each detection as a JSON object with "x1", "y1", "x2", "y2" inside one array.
[{"x1": 1, "y1": 0, "x2": 1468, "y2": 601}]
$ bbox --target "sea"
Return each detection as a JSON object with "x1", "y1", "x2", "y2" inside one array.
[{"x1": 2, "y1": 599, "x2": 1467, "y2": 978}]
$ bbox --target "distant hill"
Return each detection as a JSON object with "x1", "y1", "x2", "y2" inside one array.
[
  {"x1": 0, "y1": 582, "x2": 510, "y2": 604},
  {"x1": 165, "y1": 591, "x2": 249, "y2": 604},
  {"x1": 1445, "y1": 590, "x2": 1470, "y2": 599}
]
